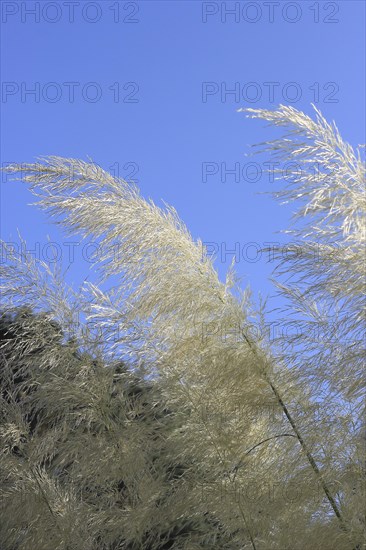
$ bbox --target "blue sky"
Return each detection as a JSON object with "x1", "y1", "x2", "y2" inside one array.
[{"x1": 1, "y1": 0, "x2": 365, "y2": 315}]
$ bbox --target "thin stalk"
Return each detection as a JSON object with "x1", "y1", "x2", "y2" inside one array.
[
  {"x1": 237, "y1": 501, "x2": 258, "y2": 550},
  {"x1": 231, "y1": 434, "x2": 296, "y2": 482},
  {"x1": 241, "y1": 330, "x2": 349, "y2": 534}
]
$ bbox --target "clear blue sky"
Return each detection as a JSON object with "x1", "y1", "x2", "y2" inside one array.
[{"x1": 1, "y1": 0, "x2": 365, "y2": 314}]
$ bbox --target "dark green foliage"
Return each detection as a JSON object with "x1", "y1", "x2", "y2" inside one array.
[{"x1": 0, "y1": 309, "x2": 237, "y2": 549}]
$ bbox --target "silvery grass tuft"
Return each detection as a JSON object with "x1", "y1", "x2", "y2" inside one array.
[{"x1": 1, "y1": 105, "x2": 365, "y2": 549}]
